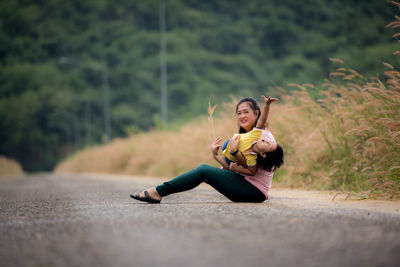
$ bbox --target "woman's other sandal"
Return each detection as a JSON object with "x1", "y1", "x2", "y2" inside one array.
[{"x1": 130, "y1": 190, "x2": 161, "y2": 204}]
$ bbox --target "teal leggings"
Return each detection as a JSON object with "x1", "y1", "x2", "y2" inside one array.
[{"x1": 156, "y1": 164, "x2": 266, "y2": 202}]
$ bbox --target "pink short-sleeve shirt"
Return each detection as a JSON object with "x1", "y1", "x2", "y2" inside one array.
[
  {"x1": 244, "y1": 129, "x2": 276, "y2": 200},
  {"x1": 244, "y1": 168, "x2": 274, "y2": 200}
]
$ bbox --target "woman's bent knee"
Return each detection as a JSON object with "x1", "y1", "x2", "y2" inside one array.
[{"x1": 196, "y1": 164, "x2": 212, "y2": 173}]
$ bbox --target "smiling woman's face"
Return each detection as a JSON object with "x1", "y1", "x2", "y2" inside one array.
[{"x1": 236, "y1": 102, "x2": 259, "y2": 133}]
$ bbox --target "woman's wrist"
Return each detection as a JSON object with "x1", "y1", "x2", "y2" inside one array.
[{"x1": 230, "y1": 149, "x2": 239, "y2": 156}]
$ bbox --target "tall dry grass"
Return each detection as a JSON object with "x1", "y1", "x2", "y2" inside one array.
[
  {"x1": 271, "y1": 63, "x2": 400, "y2": 199},
  {"x1": 319, "y1": 63, "x2": 400, "y2": 199},
  {"x1": 0, "y1": 156, "x2": 24, "y2": 177}
]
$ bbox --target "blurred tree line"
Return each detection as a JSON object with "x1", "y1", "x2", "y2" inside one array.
[{"x1": 0, "y1": 0, "x2": 397, "y2": 171}]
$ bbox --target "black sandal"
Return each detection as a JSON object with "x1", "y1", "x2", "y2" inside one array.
[{"x1": 130, "y1": 190, "x2": 161, "y2": 204}]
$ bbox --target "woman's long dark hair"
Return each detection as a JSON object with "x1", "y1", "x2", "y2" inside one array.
[{"x1": 236, "y1": 97, "x2": 261, "y2": 133}]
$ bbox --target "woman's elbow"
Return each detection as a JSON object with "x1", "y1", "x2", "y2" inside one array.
[{"x1": 248, "y1": 168, "x2": 257, "y2": 176}]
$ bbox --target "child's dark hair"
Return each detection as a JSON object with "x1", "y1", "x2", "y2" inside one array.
[
  {"x1": 236, "y1": 97, "x2": 261, "y2": 133},
  {"x1": 256, "y1": 144, "x2": 284, "y2": 171}
]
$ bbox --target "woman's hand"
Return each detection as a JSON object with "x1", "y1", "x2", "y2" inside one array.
[
  {"x1": 211, "y1": 137, "x2": 230, "y2": 169},
  {"x1": 210, "y1": 137, "x2": 222, "y2": 156},
  {"x1": 229, "y1": 134, "x2": 240, "y2": 153},
  {"x1": 262, "y1": 95, "x2": 278, "y2": 105}
]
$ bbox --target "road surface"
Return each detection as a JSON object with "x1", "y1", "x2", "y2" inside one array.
[{"x1": 0, "y1": 173, "x2": 399, "y2": 267}]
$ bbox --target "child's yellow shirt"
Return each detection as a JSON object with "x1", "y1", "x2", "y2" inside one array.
[{"x1": 223, "y1": 128, "x2": 263, "y2": 167}]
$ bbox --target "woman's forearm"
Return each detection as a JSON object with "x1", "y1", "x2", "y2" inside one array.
[
  {"x1": 213, "y1": 155, "x2": 229, "y2": 169},
  {"x1": 232, "y1": 152, "x2": 247, "y2": 167},
  {"x1": 230, "y1": 164, "x2": 257, "y2": 176}
]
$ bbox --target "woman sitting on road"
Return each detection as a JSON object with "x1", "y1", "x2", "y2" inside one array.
[
  {"x1": 130, "y1": 96, "x2": 284, "y2": 204},
  {"x1": 215, "y1": 96, "x2": 279, "y2": 176}
]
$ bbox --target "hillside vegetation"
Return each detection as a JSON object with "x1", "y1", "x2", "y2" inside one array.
[{"x1": 0, "y1": 0, "x2": 398, "y2": 171}]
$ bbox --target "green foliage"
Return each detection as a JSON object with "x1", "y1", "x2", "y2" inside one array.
[{"x1": 0, "y1": 0, "x2": 398, "y2": 171}]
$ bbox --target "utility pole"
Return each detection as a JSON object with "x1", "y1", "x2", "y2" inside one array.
[
  {"x1": 160, "y1": 0, "x2": 168, "y2": 125},
  {"x1": 85, "y1": 101, "x2": 92, "y2": 146},
  {"x1": 103, "y1": 68, "x2": 111, "y2": 142}
]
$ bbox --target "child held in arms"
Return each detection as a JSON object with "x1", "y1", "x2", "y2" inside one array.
[{"x1": 211, "y1": 96, "x2": 278, "y2": 176}]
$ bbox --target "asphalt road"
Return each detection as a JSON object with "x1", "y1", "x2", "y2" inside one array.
[{"x1": 0, "y1": 173, "x2": 399, "y2": 267}]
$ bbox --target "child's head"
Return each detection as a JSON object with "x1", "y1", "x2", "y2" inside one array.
[
  {"x1": 251, "y1": 136, "x2": 277, "y2": 158},
  {"x1": 256, "y1": 144, "x2": 284, "y2": 171}
]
